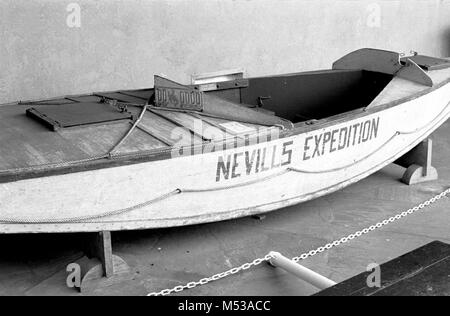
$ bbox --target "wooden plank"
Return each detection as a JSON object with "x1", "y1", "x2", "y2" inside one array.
[
  {"x1": 0, "y1": 104, "x2": 90, "y2": 169},
  {"x1": 427, "y1": 66, "x2": 450, "y2": 84},
  {"x1": 94, "y1": 92, "x2": 147, "y2": 104},
  {"x1": 189, "y1": 113, "x2": 241, "y2": 136},
  {"x1": 66, "y1": 95, "x2": 102, "y2": 103},
  {"x1": 196, "y1": 114, "x2": 269, "y2": 134},
  {"x1": 135, "y1": 124, "x2": 173, "y2": 146},
  {"x1": 150, "y1": 109, "x2": 211, "y2": 141},
  {"x1": 98, "y1": 231, "x2": 113, "y2": 278},
  {"x1": 19, "y1": 98, "x2": 75, "y2": 105},
  {"x1": 154, "y1": 110, "x2": 232, "y2": 141},
  {"x1": 119, "y1": 90, "x2": 152, "y2": 100},
  {"x1": 395, "y1": 138, "x2": 433, "y2": 169},
  {"x1": 58, "y1": 120, "x2": 167, "y2": 156},
  {"x1": 139, "y1": 111, "x2": 202, "y2": 147},
  {"x1": 314, "y1": 241, "x2": 450, "y2": 296}
]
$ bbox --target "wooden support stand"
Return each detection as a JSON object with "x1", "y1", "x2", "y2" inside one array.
[
  {"x1": 101, "y1": 232, "x2": 117, "y2": 277},
  {"x1": 79, "y1": 231, "x2": 131, "y2": 293},
  {"x1": 395, "y1": 138, "x2": 438, "y2": 185}
]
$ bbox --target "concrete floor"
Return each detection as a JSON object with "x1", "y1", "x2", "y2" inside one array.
[{"x1": 0, "y1": 121, "x2": 449, "y2": 296}]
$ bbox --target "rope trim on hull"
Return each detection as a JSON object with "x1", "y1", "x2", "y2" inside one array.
[{"x1": 0, "y1": 102, "x2": 448, "y2": 225}]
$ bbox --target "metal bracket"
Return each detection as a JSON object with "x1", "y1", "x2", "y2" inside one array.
[
  {"x1": 191, "y1": 68, "x2": 244, "y2": 84},
  {"x1": 257, "y1": 96, "x2": 271, "y2": 107},
  {"x1": 191, "y1": 69, "x2": 248, "y2": 92}
]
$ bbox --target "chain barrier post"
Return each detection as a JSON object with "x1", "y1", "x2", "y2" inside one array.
[{"x1": 147, "y1": 187, "x2": 450, "y2": 296}]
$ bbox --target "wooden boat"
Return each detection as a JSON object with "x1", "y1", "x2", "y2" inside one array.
[{"x1": 0, "y1": 48, "x2": 449, "y2": 234}]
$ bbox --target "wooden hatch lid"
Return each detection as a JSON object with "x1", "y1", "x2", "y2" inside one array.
[{"x1": 26, "y1": 102, "x2": 134, "y2": 131}]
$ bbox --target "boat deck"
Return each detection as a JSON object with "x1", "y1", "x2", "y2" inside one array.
[
  {"x1": 2, "y1": 62, "x2": 449, "y2": 178},
  {"x1": 0, "y1": 90, "x2": 278, "y2": 172}
]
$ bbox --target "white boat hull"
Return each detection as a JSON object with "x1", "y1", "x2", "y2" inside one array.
[{"x1": 1, "y1": 80, "x2": 449, "y2": 234}]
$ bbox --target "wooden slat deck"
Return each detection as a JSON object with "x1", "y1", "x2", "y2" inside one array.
[
  {"x1": 0, "y1": 90, "x2": 278, "y2": 173},
  {"x1": 4, "y1": 63, "x2": 448, "y2": 175}
]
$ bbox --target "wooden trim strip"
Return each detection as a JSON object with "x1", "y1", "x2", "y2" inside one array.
[{"x1": 134, "y1": 123, "x2": 174, "y2": 147}]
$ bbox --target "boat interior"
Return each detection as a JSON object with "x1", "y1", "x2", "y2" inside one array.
[
  {"x1": 0, "y1": 51, "x2": 449, "y2": 178},
  {"x1": 237, "y1": 70, "x2": 392, "y2": 123}
]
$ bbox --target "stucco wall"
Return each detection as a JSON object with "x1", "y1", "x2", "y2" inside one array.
[{"x1": 1, "y1": 0, "x2": 450, "y2": 104}]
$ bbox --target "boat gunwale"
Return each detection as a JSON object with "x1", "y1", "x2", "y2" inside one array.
[
  {"x1": 1, "y1": 105, "x2": 446, "y2": 233},
  {"x1": 0, "y1": 71, "x2": 449, "y2": 184}
]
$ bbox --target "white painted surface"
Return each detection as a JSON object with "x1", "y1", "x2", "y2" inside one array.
[{"x1": 0, "y1": 79, "x2": 449, "y2": 233}]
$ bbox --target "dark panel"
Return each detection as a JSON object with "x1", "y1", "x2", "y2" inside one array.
[
  {"x1": 315, "y1": 241, "x2": 450, "y2": 296},
  {"x1": 241, "y1": 70, "x2": 392, "y2": 122},
  {"x1": 205, "y1": 88, "x2": 241, "y2": 103},
  {"x1": 26, "y1": 102, "x2": 134, "y2": 131}
]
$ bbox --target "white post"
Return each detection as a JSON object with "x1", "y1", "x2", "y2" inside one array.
[{"x1": 269, "y1": 251, "x2": 337, "y2": 290}]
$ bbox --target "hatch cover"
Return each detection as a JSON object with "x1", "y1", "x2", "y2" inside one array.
[
  {"x1": 26, "y1": 102, "x2": 134, "y2": 131},
  {"x1": 401, "y1": 55, "x2": 450, "y2": 71}
]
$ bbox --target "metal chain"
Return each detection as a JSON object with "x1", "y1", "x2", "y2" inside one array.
[
  {"x1": 147, "y1": 254, "x2": 276, "y2": 296},
  {"x1": 291, "y1": 186, "x2": 450, "y2": 262},
  {"x1": 147, "y1": 187, "x2": 450, "y2": 296}
]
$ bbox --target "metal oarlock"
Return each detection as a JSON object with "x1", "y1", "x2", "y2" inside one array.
[{"x1": 268, "y1": 251, "x2": 337, "y2": 290}]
